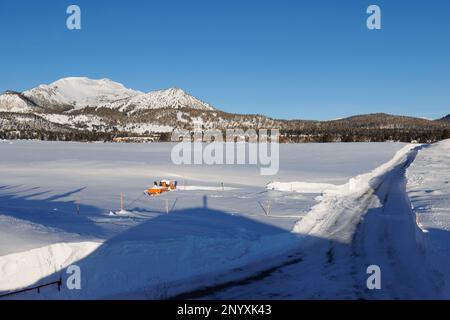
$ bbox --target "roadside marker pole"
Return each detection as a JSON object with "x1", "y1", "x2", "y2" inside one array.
[
  {"x1": 267, "y1": 200, "x2": 272, "y2": 216},
  {"x1": 76, "y1": 197, "x2": 80, "y2": 215}
]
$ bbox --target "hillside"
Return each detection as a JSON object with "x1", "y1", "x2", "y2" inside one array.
[{"x1": 1, "y1": 77, "x2": 449, "y2": 143}]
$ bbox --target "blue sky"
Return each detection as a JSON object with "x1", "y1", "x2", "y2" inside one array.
[{"x1": 0, "y1": 0, "x2": 449, "y2": 120}]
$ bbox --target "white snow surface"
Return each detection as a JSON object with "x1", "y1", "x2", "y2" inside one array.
[
  {"x1": 4, "y1": 141, "x2": 447, "y2": 299},
  {"x1": 267, "y1": 181, "x2": 340, "y2": 194},
  {"x1": 407, "y1": 140, "x2": 450, "y2": 238},
  {"x1": 292, "y1": 144, "x2": 416, "y2": 240},
  {"x1": 406, "y1": 140, "x2": 450, "y2": 289},
  {"x1": 0, "y1": 242, "x2": 101, "y2": 291},
  {"x1": 203, "y1": 142, "x2": 450, "y2": 299}
]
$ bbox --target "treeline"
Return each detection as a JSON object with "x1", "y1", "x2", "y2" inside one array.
[
  {"x1": 2, "y1": 110, "x2": 450, "y2": 143},
  {"x1": 280, "y1": 128, "x2": 450, "y2": 143},
  {"x1": 3, "y1": 127, "x2": 448, "y2": 144},
  {"x1": 0, "y1": 128, "x2": 173, "y2": 142},
  {"x1": 0, "y1": 129, "x2": 115, "y2": 142},
  {"x1": 279, "y1": 113, "x2": 450, "y2": 143}
]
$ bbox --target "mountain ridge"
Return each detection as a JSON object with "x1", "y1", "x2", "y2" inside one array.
[
  {"x1": 16, "y1": 77, "x2": 214, "y2": 113},
  {"x1": 1, "y1": 77, "x2": 449, "y2": 143}
]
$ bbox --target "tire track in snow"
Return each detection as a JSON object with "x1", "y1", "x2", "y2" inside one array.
[
  {"x1": 170, "y1": 145, "x2": 423, "y2": 299},
  {"x1": 355, "y1": 146, "x2": 442, "y2": 299},
  {"x1": 170, "y1": 252, "x2": 304, "y2": 300}
]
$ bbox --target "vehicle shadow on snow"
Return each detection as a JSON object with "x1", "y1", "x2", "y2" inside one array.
[{"x1": 0, "y1": 185, "x2": 106, "y2": 237}]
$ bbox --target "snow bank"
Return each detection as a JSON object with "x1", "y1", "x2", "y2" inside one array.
[
  {"x1": 182, "y1": 185, "x2": 238, "y2": 191},
  {"x1": 293, "y1": 144, "x2": 417, "y2": 240},
  {"x1": 406, "y1": 140, "x2": 450, "y2": 296},
  {"x1": 0, "y1": 242, "x2": 101, "y2": 292},
  {"x1": 267, "y1": 181, "x2": 340, "y2": 194}
]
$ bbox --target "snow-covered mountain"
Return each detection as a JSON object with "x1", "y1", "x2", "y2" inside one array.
[
  {"x1": 0, "y1": 77, "x2": 221, "y2": 138},
  {"x1": 20, "y1": 77, "x2": 214, "y2": 112},
  {"x1": 2, "y1": 76, "x2": 450, "y2": 142},
  {"x1": 23, "y1": 77, "x2": 142, "y2": 110},
  {"x1": 106, "y1": 87, "x2": 214, "y2": 112}
]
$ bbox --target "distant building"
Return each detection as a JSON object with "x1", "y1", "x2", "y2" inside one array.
[{"x1": 113, "y1": 134, "x2": 161, "y2": 143}]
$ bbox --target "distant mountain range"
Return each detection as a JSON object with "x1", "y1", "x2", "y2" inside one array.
[{"x1": 1, "y1": 77, "x2": 449, "y2": 143}]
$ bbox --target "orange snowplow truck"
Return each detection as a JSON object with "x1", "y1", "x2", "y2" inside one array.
[{"x1": 146, "y1": 180, "x2": 177, "y2": 196}]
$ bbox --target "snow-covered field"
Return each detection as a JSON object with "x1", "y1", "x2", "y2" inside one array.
[
  {"x1": 1, "y1": 140, "x2": 448, "y2": 299},
  {"x1": 405, "y1": 140, "x2": 450, "y2": 297}
]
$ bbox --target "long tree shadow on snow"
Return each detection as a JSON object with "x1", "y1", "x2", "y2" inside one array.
[{"x1": 0, "y1": 185, "x2": 106, "y2": 237}]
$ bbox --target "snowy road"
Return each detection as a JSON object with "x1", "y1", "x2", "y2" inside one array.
[{"x1": 193, "y1": 145, "x2": 450, "y2": 299}]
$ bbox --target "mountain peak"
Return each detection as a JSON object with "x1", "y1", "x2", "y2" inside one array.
[
  {"x1": 113, "y1": 86, "x2": 215, "y2": 112},
  {"x1": 24, "y1": 77, "x2": 141, "y2": 109},
  {"x1": 48, "y1": 77, "x2": 136, "y2": 93},
  {"x1": 3, "y1": 77, "x2": 217, "y2": 112}
]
